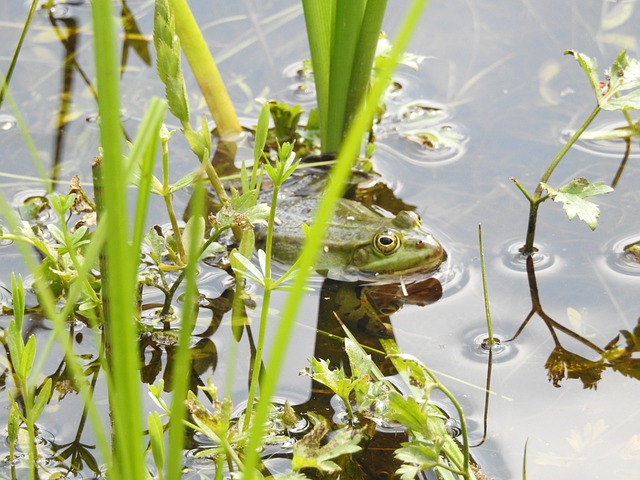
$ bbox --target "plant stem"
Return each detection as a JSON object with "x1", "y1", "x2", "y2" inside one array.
[
  {"x1": 244, "y1": 184, "x2": 279, "y2": 429},
  {"x1": 478, "y1": 224, "x2": 494, "y2": 346},
  {"x1": 534, "y1": 104, "x2": 601, "y2": 198},
  {"x1": 168, "y1": 0, "x2": 242, "y2": 140},
  {"x1": 520, "y1": 103, "x2": 602, "y2": 254}
]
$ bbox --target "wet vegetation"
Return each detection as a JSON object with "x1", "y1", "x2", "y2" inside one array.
[{"x1": 1, "y1": 0, "x2": 640, "y2": 479}]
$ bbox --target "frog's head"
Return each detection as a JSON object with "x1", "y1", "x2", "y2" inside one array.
[{"x1": 349, "y1": 210, "x2": 445, "y2": 279}]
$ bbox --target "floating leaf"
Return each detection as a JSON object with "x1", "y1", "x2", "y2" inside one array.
[{"x1": 540, "y1": 178, "x2": 613, "y2": 230}]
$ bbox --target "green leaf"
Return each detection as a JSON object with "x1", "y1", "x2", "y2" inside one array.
[
  {"x1": 540, "y1": 178, "x2": 614, "y2": 230},
  {"x1": 254, "y1": 102, "x2": 270, "y2": 164},
  {"x1": 182, "y1": 214, "x2": 204, "y2": 262},
  {"x1": 344, "y1": 337, "x2": 376, "y2": 378},
  {"x1": 19, "y1": 335, "x2": 36, "y2": 379},
  {"x1": 394, "y1": 441, "x2": 440, "y2": 469},
  {"x1": 565, "y1": 50, "x2": 601, "y2": 102},
  {"x1": 602, "y1": 88, "x2": 640, "y2": 110},
  {"x1": 581, "y1": 121, "x2": 640, "y2": 140},
  {"x1": 388, "y1": 391, "x2": 429, "y2": 434},
  {"x1": 291, "y1": 422, "x2": 362, "y2": 473},
  {"x1": 32, "y1": 377, "x2": 52, "y2": 420},
  {"x1": 306, "y1": 358, "x2": 354, "y2": 405},
  {"x1": 609, "y1": 50, "x2": 640, "y2": 93},
  {"x1": 230, "y1": 250, "x2": 265, "y2": 286},
  {"x1": 148, "y1": 412, "x2": 165, "y2": 474}
]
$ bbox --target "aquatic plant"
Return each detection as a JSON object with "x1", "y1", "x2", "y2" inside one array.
[
  {"x1": 513, "y1": 49, "x2": 640, "y2": 254},
  {"x1": 302, "y1": 0, "x2": 389, "y2": 153}
]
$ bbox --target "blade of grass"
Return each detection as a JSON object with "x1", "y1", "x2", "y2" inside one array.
[
  {"x1": 301, "y1": 0, "x2": 333, "y2": 150},
  {"x1": 345, "y1": 0, "x2": 388, "y2": 128},
  {"x1": 241, "y1": 1, "x2": 430, "y2": 476},
  {"x1": 91, "y1": 0, "x2": 145, "y2": 477},
  {"x1": 326, "y1": 0, "x2": 366, "y2": 152},
  {"x1": 0, "y1": 0, "x2": 38, "y2": 108}
]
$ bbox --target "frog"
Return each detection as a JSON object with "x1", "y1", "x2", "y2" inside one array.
[{"x1": 259, "y1": 195, "x2": 446, "y2": 283}]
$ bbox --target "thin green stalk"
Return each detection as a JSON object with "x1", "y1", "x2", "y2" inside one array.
[
  {"x1": 435, "y1": 378, "x2": 472, "y2": 479},
  {"x1": 533, "y1": 104, "x2": 602, "y2": 198},
  {"x1": 241, "y1": 1, "x2": 429, "y2": 476},
  {"x1": 91, "y1": 0, "x2": 145, "y2": 478},
  {"x1": 0, "y1": 0, "x2": 38, "y2": 108},
  {"x1": 478, "y1": 224, "x2": 494, "y2": 346},
  {"x1": 520, "y1": 103, "x2": 602, "y2": 253},
  {"x1": 167, "y1": 0, "x2": 242, "y2": 139},
  {"x1": 166, "y1": 182, "x2": 205, "y2": 480},
  {"x1": 244, "y1": 183, "x2": 280, "y2": 428}
]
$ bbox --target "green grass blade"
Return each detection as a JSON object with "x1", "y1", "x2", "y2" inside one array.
[
  {"x1": 129, "y1": 98, "x2": 166, "y2": 251},
  {"x1": 91, "y1": 0, "x2": 145, "y2": 478},
  {"x1": 0, "y1": 0, "x2": 38, "y2": 108},
  {"x1": 325, "y1": 0, "x2": 366, "y2": 152},
  {"x1": 345, "y1": 0, "x2": 388, "y2": 127},
  {"x1": 301, "y1": 0, "x2": 334, "y2": 150}
]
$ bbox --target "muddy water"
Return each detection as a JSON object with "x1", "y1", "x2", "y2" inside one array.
[{"x1": 1, "y1": 1, "x2": 640, "y2": 478}]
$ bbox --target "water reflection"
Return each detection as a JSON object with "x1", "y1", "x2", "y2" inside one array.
[{"x1": 508, "y1": 254, "x2": 640, "y2": 389}]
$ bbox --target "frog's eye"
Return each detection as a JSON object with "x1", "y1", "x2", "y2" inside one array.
[{"x1": 373, "y1": 230, "x2": 401, "y2": 255}]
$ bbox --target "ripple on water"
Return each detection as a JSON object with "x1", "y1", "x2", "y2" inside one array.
[
  {"x1": 279, "y1": 61, "x2": 316, "y2": 106},
  {"x1": 461, "y1": 328, "x2": 519, "y2": 364},
  {"x1": 0, "y1": 114, "x2": 17, "y2": 131},
  {"x1": 2, "y1": 424, "x2": 55, "y2": 451},
  {"x1": 602, "y1": 234, "x2": 640, "y2": 277},
  {"x1": 375, "y1": 127, "x2": 468, "y2": 167},
  {"x1": 497, "y1": 239, "x2": 559, "y2": 273}
]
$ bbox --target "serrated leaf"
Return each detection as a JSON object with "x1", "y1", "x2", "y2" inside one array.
[
  {"x1": 344, "y1": 337, "x2": 375, "y2": 378},
  {"x1": 609, "y1": 51, "x2": 640, "y2": 92},
  {"x1": 291, "y1": 423, "x2": 362, "y2": 473},
  {"x1": 541, "y1": 178, "x2": 613, "y2": 230},
  {"x1": 388, "y1": 392, "x2": 429, "y2": 434},
  {"x1": 144, "y1": 228, "x2": 166, "y2": 261}
]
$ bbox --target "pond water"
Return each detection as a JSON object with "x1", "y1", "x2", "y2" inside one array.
[{"x1": 1, "y1": 0, "x2": 640, "y2": 479}]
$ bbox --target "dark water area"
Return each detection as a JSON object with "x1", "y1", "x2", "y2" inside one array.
[{"x1": 1, "y1": 0, "x2": 640, "y2": 478}]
